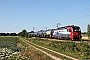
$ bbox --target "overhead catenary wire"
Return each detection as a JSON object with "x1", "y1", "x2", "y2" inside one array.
[
  {"x1": 72, "y1": 14, "x2": 90, "y2": 20},
  {"x1": 61, "y1": 8, "x2": 90, "y2": 21},
  {"x1": 32, "y1": 8, "x2": 90, "y2": 31}
]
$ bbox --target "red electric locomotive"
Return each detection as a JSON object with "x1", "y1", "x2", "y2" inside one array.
[{"x1": 51, "y1": 25, "x2": 82, "y2": 40}]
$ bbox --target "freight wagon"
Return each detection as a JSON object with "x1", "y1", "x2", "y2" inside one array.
[{"x1": 29, "y1": 25, "x2": 82, "y2": 40}]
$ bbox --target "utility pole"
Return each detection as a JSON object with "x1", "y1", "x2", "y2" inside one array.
[
  {"x1": 33, "y1": 27, "x2": 34, "y2": 32},
  {"x1": 46, "y1": 27, "x2": 47, "y2": 30},
  {"x1": 56, "y1": 23, "x2": 61, "y2": 28}
]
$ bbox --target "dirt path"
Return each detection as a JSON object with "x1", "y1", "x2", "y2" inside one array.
[
  {"x1": 21, "y1": 38, "x2": 79, "y2": 60},
  {"x1": 28, "y1": 41, "x2": 78, "y2": 60},
  {"x1": 19, "y1": 38, "x2": 62, "y2": 60}
]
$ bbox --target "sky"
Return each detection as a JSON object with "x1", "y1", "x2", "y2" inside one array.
[{"x1": 0, "y1": 0, "x2": 90, "y2": 33}]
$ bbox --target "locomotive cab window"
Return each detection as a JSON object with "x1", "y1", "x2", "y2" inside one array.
[
  {"x1": 67, "y1": 29, "x2": 71, "y2": 32},
  {"x1": 73, "y1": 26, "x2": 81, "y2": 31}
]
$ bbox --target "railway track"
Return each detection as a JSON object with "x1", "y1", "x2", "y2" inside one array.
[
  {"x1": 31, "y1": 37, "x2": 90, "y2": 44},
  {"x1": 20, "y1": 37, "x2": 79, "y2": 60}
]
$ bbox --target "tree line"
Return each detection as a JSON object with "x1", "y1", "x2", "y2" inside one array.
[{"x1": 0, "y1": 33, "x2": 17, "y2": 36}]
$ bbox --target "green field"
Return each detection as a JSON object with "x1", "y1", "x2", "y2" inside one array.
[
  {"x1": 0, "y1": 37, "x2": 53, "y2": 60},
  {"x1": 29, "y1": 38, "x2": 90, "y2": 60},
  {"x1": 0, "y1": 37, "x2": 18, "y2": 49},
  {"x1": 1, "y1": 37, "x2": 90, "y2": 60}
]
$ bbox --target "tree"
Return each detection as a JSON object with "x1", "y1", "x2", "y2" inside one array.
[
  {"x1": 18, "y1": 29, "x2": 28, "y2": 37},
  {"x1": 10, "y1": 33, "x2": 17, "y2": 36},
  {"x1": 87, "y1": 24, "x2": 90, "y2": 39}
]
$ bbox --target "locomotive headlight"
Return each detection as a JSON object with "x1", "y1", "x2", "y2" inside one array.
[
  {"x1": 72, "y1": 34, "x2": 73, "y2": 35},
  {"x1": 74, "y1": 30, "x2": 76, "y2": 31}
]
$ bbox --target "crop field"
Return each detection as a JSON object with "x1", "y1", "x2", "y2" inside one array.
[
  {"x1": 0, "y1": 37, "x2": 18, "y2": 49},
  {"x1": 29, "y1": 38, "x2": 90, "y2": 60},
  {"x1": 82, "y1": 37, "x2": 89, "y2": 40},
  {"x1": 0, "y1": 37, "x2": 53, "y2": 60}
]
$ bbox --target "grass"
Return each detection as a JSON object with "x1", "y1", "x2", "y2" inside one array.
[
  {"x1": 28, "y1": 41, "x2": 71, "y2": 60},
  {"x1": 0, "y1": 36, "x2": 18, "y2": 37},
  {"x1": 0, "y1": 37, "x2": 18, "y2": 49},
  {"x1": 29, "y1": 38, "x2": 90, "y2": 60},
  {"x1": 0, "y1": 37, "x2": 53, "y2": 60},
  {"x1": 19, "y1": 37, "x2": 53, "y2": 60}
]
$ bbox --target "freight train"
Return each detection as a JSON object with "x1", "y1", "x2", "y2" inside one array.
[{"x1": 29, "y1": 25, "x2": 82, "y2": 40}]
